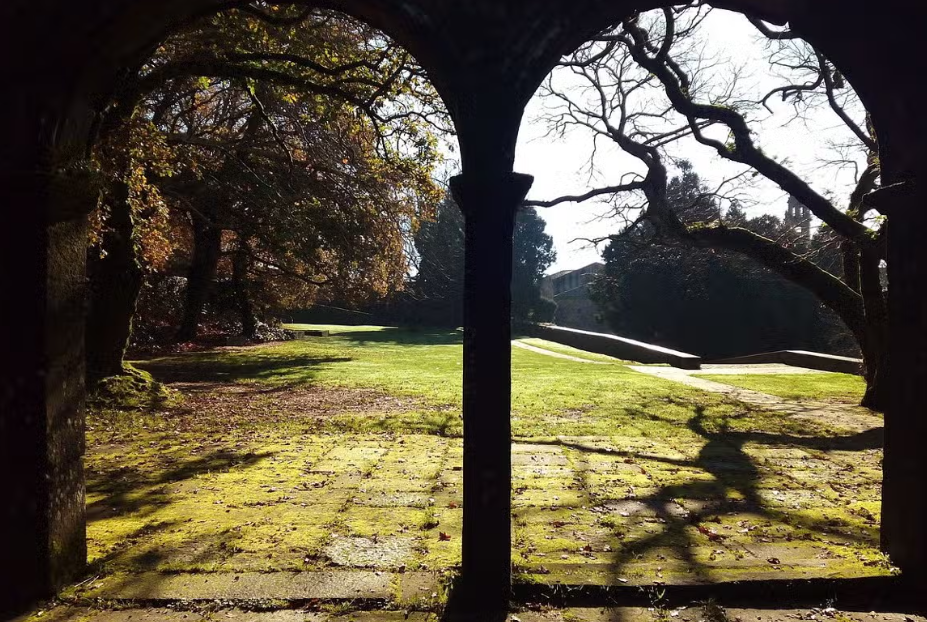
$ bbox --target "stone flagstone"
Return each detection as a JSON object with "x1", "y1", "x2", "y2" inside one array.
[{"x1": 75, "y1": 571, "x2": 437, "y2": 602}]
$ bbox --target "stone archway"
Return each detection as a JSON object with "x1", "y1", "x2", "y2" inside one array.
[{"x1": 2, "y1": 0, "x2": 927, "y2": 616}]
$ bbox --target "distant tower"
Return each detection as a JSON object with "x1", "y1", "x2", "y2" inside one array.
[{"x1": 786, "y1": 196, "x2": 811, "y2": 242}]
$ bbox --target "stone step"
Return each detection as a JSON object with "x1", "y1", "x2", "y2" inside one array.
[
  {"x1": 20, "y1": 605, "x2": 926, "y2": 622},
  {"x1": 15, "y1": 608, "x2": 434, "y2": 621},
  {"x1": 66, "y1": 571, "x2": 439, "y2": 606}
]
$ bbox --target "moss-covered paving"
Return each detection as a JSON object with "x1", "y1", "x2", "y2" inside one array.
[
  {"x1": 82, "y1": 325, "x2": 892, "y2": 594},
  {"x1": 22, "y1": 605, "x2": 927, "y2": 622}
]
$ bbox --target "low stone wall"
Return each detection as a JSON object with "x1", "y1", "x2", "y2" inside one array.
[
  {"x1": 291, "y1": 329, "x2": 331, "y2": 338},
  {"x1": 709, "y1": 350, "x2": 864, "y2": 375},
  {"x1": 528, "y1": 324, "x2": 702, "y2": 369}
]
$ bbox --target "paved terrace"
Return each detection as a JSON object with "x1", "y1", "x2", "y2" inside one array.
[{"x1": 26, "y1": 339, "x2": 888, "y2": 619}]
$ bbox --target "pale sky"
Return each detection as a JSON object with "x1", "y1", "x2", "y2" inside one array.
[{"x1": 513, "y1": 9, "x2": 867, "y2": 274}]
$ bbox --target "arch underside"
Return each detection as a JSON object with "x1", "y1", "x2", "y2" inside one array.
[{"x1": 49, "y1": 0, "x2": 923, "y2": 179}]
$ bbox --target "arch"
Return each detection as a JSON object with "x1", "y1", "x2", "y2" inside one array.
[
  {"x1": 3, "y1": 0, "x2": 927, "y2": 617},
  {"x1": 505, "y1": 0, "x2": 926, "y2": 185},
  {"x1": 50, "y1": 1, "x2": 462, "y2": 164},
  {"x1": 509, "y1": 0, "x2": 927, "y2": 588}
]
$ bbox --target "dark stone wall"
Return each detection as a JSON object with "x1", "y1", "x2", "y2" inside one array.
[
  {"x1": 553, "y1": 297, "x2": 607, "y2": 333},
  {"x1": 0, "y1": 83, "x2": 91, "y2": 612}
]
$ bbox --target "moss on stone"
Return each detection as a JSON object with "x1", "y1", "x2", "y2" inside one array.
[{"x1": 88, "y1": 364, "x2": 181, "y2": 412}]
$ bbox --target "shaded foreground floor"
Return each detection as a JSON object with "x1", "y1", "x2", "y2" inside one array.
[
  {"x1": 61, "y1": 331, "x2": 890, "y2": 618},
  {"x1": 82, "y1": 430, "x2": 888, "y2": 589}
]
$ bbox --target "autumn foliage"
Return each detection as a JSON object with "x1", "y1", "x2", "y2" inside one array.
[{"x1": 86, "y1": 4, "x2": 447, "y2": 373}]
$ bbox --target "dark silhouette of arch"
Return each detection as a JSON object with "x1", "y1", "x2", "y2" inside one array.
[{"x1": 2, "y1": 0, "x2": 927, "y2": 616}]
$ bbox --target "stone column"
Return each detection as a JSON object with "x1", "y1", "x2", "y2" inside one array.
[
  {"x1": 1, "y1": 160, "x2": 92, "y2": 615},
  {"x1": 877, "y1": 181, "x2": 927, "y2": 582},
  {"x1": 451, "y1": 172, "x2": 533, "y2": 609}
]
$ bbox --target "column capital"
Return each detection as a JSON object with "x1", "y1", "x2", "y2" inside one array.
[
  {"x1": 48, "y1": 165, "x2": 102, "y2": 224},
  {"x1": 449, "y1": 171, "x2": 534, "y2": 216},
  {"x1": 4, "y1": 165, "x2": 102, "y2": 225}
]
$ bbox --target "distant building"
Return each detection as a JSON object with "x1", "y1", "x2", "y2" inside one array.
[
  {"x1": 541, "y1": 262, "x2": 608, "y2": 332},
  {"x1": 786, "y1": 196, "x2": 812, "y2": 242}
]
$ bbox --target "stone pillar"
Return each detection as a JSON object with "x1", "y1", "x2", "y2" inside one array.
[
  {"x1": 878, "y1": 181, "x2": 927, "y2": 582},
  {"x1": 0, "y1": 163, "x2": 92, "y2": 615},
  {"x1": 451, "y1": 172, "x2": 533, "y2": 609}
]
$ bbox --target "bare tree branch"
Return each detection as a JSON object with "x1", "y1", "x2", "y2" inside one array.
[{"x1": 524, "y1": 180, "x2": 646, "y2": 208}]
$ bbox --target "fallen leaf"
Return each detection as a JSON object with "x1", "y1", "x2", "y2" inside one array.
[
  {"x1": 697, "y1": 525, "x2": 726, "y2": 542},
  {"x1": 439, "y1": 532, "x2": 452, "y2": 541}
]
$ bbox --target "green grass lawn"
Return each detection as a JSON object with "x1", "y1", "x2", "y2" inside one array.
[
  {"x1": 79, "y1": 325, "x2": 889, "y2": 591},
  {"x1": 122, "y1": 325, "x2": 825, "y2": 440},
  {"x1": 513, "y1": 337, "x2": 632, "y2": 363},
  {"x1": 700, "y1": 372, "x2": 867, "y2": 404}
]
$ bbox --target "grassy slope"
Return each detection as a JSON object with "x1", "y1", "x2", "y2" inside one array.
[
  {"x1": 700, "y1": 372, "x2": 867, "y2": 404},
  {"x1": 514, "y1": 337, "x2": 632, "y2": 363}
]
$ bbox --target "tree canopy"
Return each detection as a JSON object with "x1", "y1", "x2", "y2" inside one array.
[{"x1": 86, "y1": 4, "x2": 448, "y2": 376}]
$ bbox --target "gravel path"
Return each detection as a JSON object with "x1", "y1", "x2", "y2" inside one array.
[{"x1": 629, "y1": 365, "x2": 881, "y2": 433}]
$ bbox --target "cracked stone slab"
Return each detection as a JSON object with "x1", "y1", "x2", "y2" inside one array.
[
  {"x1": 25, "y1": 606, "x2": 923, "y2": 622},
  {"x1": 512, "y1": 452, "x2": 570, "y2": 467},
  {"x1": 349, "y1": 491, "x2": 430, "y2": 507},
  {"x1": 323, "y1": 535, "x2": 416, "y2": 567},
  {"x1": 599, "y1": 499, "x2": 689, "y2": 519},
  {"x1": 14, "y1": 609, "x2": 324, "y2": 622},
  {"x1": 498, "y1": 609, "x2": 926, "y2": 622}
]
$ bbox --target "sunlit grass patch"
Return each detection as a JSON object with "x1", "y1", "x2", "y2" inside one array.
[
  {"x1": 514, "y1": 337, "x2": 629, "y2": 363},
  {"x1": 699, "y1": 372, "x2": 868, "y2": 404}
]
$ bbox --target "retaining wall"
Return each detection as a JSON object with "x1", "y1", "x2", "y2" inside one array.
[{"x1": 528, "y1": 324, "x2": 702, "y2": 369}]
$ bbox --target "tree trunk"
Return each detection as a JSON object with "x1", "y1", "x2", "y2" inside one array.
[
  {"x1": 682, "y1": 223, "x2": 888, "y2": 410},
  {"x1": 858, "y1": 246, "x2": 889, "y2": 411},
  {"x1": 232, "y1": 239, "x2": 257, "y2": 338},
  {"x1": 86, "y1": 182, "x2": 143, "y2": 383},
  {"x1": 176, "y1": 216, "x2": 222, "y2": 342},
  {"x1": 860, "y1": 341, "x2": 888, "y2": 410}
]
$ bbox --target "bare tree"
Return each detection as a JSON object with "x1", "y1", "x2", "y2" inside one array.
[{"x1": 528, "y1": 5, "x2": 887, "y2": 409}]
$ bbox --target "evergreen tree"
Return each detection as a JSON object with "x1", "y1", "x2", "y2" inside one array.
[
  {"x1": 411, "y1": 197, "x2": 555, "y2": 326},
  {"x1": 591, "y1": 164, "x2": 851, "y2": 359}
]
